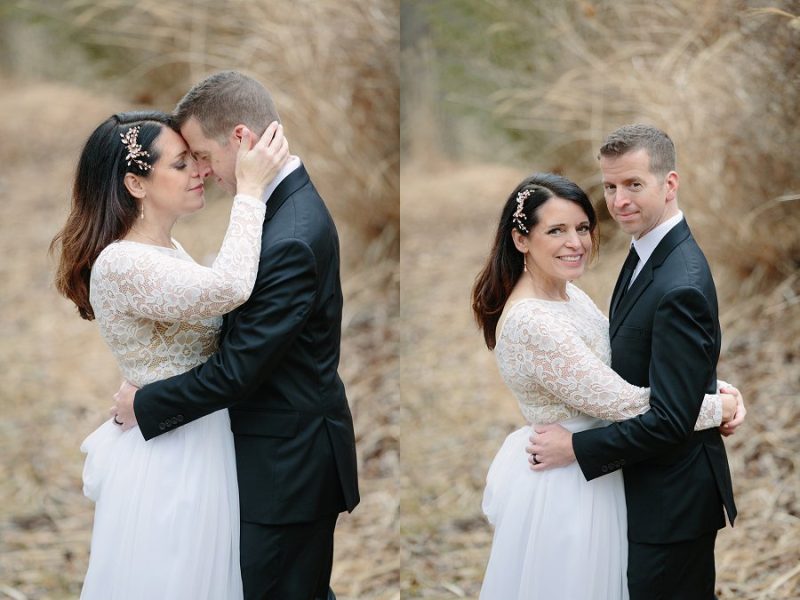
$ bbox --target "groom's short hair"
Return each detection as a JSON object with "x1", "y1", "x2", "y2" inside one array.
[
  {"x1": 598, "y1": 124, "x2": 676, "y2": 177},
  {"x1": 174, "y1": 71, "x2": 280, "y2": 143}
]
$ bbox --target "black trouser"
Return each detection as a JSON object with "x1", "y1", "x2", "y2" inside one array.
[
  {"x1": 240, "y1": 514, "x2": 338, "y2": 600},
  {"x1": 628, "y1": 530, "x2": 718, "y2": 600}
]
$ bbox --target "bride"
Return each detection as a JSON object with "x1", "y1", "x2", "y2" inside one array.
[
  {"x1": 470, "y1": 173, "x2": 742, "y2": 599},
  {"x1": 50, "y1": 111, "x2": 287, "y2": 599}
]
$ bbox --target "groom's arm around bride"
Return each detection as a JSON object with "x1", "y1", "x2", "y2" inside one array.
[
  {"x1": 114, "y1": 71, "x2": 359, "y2": 600},
  {"x1": 530, "y1": 124, "x2": 740, "y2": 600}
]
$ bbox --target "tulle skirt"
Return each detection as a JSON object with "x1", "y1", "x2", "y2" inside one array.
[
  {"x1": 79, "y1": 412, "x2": 243, "y2": 600},
  {"x1": 480, "y1": 415, "x2": 629, "y2": 600}
]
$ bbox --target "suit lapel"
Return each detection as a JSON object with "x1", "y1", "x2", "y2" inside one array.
[
  {"x1": 609, "y1": 261, "x2": 629, "y2": 320},
  {"x1": 609, "y1": 220, "x2": 693, "y2": 338},
  {"x1": 265, "y1": 164, "x2": 310, "y2": 221},
  {"x1": 609, "y1": 267, "x2": 653, "y2": 336},
  {"x1": 223, "y1": 165, "x2": 311, "y2": 328}
]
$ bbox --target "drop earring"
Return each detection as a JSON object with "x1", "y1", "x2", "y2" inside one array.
[{"x1": 140, "y1": 202, "x2": 145, "y2": 220}]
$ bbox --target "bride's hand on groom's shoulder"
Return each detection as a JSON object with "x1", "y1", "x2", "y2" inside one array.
[{"x1": 718, "y1": 384, "x2": 746, "y2": 437}]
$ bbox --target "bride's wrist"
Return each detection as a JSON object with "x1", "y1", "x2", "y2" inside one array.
[{"x1": 236, "y1": 184, "x2": 265, "y2": 199}]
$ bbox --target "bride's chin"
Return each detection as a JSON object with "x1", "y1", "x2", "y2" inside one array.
[{"x1": 560, "y1": 266, "x2": 585, "y2": 280}]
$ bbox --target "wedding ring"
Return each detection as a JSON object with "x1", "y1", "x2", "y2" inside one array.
[
  {"x1": 532, "y1": 454, "x2": 541, "y2": 465},
  {"x1": 113, "y1": 416, "x2": 123, "y2": 426}
]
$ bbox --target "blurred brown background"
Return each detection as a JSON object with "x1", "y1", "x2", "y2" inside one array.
[
  {"x1": 0, "y1": 1, "x2": 398, "y2": 598},
  {"x1": 401, "y1": 1, "x2": 799, "y2": 598}
]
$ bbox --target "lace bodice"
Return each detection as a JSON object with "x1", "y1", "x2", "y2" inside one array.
[
  {"x1": 494, "y1": 282, "x2": 723, "y2": 429},
  {"x1": 89, "y1": 194, "x2": 266, "y2": 387}
]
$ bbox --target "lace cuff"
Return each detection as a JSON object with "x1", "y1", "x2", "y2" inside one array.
[{"x1": 694, "y1": 393, "x2": 722, "y2": 430}]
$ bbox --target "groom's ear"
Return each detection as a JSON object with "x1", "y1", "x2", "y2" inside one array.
[
  {"x1": 665, "y1": 171, "x2": 679, "y2": 202},
  {"x1": 123, "y1": 173, "x2": 146, "y2": 199},
  {"x1": 231, "y1": 124, "x2": 252, "y2": 149}
]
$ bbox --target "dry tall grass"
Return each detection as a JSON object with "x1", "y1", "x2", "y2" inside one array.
[
  {"x1": 422, "y1": 0, "x2": 799, "y2": 298},
  {"x1": 403, "y1": 1, "x2": 799, "y2": 598},
  {"x1": 1, "y1": 1, "x2": 398, "y2": 597},
  {"x1": 14, "y1": 0, "x2": 399, "y2": 258}
]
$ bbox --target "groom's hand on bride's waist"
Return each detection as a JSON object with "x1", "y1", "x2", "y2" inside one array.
[
  {"x1": 110, "y1": 380, "x2": 139, "y2": 431},
  {"x1": 526, "y1": 424, "x2": 575, "y2": 471}
]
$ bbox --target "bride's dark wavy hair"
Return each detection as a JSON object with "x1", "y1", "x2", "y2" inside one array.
[
  {"x1": 471, "y1": 173, "x2": 599, "y2": 349},
  {"x1": 50, "y1": 111, "x2": 173, "y2": 320}
]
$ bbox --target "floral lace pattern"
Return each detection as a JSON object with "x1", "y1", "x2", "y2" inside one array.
[
  {"x1": 89, "y1": 194, "x2": 266, "y2": 388},
  {"x1": 495, "y1": 282, "x2": 722, "y2": 429}
]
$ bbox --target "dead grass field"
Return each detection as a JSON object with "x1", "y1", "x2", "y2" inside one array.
[
  {"x1": 400, "y1": 160, "x2": 799, "y2": 599},
  {"x1": 0, "y1": 80, "x2": 398, "y2": 599}
]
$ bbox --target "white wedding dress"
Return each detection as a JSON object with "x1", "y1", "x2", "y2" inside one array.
[
  {"x1": 79, "y1": 194, "x2": 266, "y2": 600},
  {"x1": 480, "y1": 282, "x2": 723, "y2": 600}
]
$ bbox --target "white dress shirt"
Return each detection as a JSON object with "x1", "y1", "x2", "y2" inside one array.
[
  {"x1": 262, "y1": 155, "x2": 302, "y2": 204},
  {"x1": 628, "y1": 210, "x2": 684, "y2": 287}
]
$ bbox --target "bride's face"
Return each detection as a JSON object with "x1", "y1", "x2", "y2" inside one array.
[
  {"x1": 524, "y1": 196, "x2": 593, "y2": 284},
  {"x1": 138, "y1": 128, "x2": 205, "y2": 219}
]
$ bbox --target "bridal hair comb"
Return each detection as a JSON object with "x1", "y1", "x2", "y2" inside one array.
[
  {"x1": 120, "y1": 126, "x2": 152, "y2": 172},
  {"x1": 512, "y1": 188, "x2": 533, "y2": 234}
]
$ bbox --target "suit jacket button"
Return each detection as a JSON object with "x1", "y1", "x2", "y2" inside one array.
[
  {"x1": 170, "y1": 417, "x2": 178, "y2": 425},
  {"x1": 601, "y1": 465, "x2": 608, "y2": 473},
  {"x1": 177, "y1": 415, "x2": 184, "y2": 423},
  {"x1": 159, "y1": 422, "x2": 166, "y2": 430}
]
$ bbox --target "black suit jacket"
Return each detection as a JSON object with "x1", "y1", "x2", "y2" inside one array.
[
  {"x1": 134, "y1": 164, "x2": 359, "y2": 525},
  {"x1": 572, "y1": 219, "x2": 736, "y2": 544}
]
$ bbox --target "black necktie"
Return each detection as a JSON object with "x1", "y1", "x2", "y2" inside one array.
[{"x1": 612, "y1": 245, "x2": 639, "y2": 317}]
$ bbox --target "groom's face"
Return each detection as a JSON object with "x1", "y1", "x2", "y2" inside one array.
[
  {"x1": 180, "y1": 116, "x2": 238, "y2": 195},
  {"x1": 600, "y1": 148, "x2": 678, "y2": 240}
]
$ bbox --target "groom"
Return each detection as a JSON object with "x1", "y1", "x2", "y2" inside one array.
[
  {"x1": 114, "y1": 71, "x2": 359, "y2": 599},
  {"x1": 529, "y1": 124, "x2": 738, "y2": 599}
]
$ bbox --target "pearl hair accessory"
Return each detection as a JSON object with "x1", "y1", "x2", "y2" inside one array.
[
  {"x1": 120, "y1": 126, "x2": 152, "y2": 172},
  {"x1": 512, "y1": 188, "x2": 533, "y2": 234}
]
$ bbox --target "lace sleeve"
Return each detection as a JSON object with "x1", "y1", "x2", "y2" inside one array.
[
  {"x1": 505, "y1": 307, "x2": 722, "y2": 428},
  {"x1": 692, "y1": 379, "x2": 736, "y2": 431},
  {"x1": 695, "y1": 391, "x2": 723, "y2": 430},
  {"x1": 91, "y1": 194, "x2": 266, "y2": 321}
]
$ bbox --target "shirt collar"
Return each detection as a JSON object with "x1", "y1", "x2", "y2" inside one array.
[
  {"x1": 632, "y1": 210, "x2": 683, "y2": 265},
  {"x1": 262, "y1": 155, "x2": 302, "y2": 203},
  {"x1": 628, "y1": 210, "x2": 683, "y2": 282}
]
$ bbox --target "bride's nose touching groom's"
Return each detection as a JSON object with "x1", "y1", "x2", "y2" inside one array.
[{"x1": 54, "y1": 70, "x2": 359, "y2": 600}]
